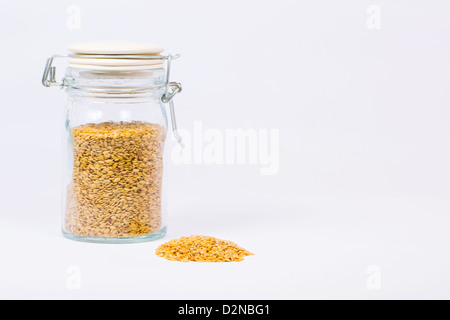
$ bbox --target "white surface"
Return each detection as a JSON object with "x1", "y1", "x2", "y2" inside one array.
[{"x1": 1, "y1": 0, "x2": 450, "y2": 300}]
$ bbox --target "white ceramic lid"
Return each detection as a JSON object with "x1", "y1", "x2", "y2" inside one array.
[
  {"x1": 68, "y1": 42, "x2": 164, "y2": 70},
  {"x1": 68, "y1": 42, "x2": 164, "y2": 55}
]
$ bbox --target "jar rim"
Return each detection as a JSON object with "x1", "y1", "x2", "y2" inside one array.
[{"x1": 64, "y1": 67, "x2": 166, "y2": 96}]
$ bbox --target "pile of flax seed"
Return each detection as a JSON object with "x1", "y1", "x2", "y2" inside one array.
[{"x1": 156, "y1": 235, "x2": 254, "y2": 262}]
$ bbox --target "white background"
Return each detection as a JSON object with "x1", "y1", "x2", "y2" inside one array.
[{"x1": 0, "y1": 0, "x2": 449, "y2": 299}]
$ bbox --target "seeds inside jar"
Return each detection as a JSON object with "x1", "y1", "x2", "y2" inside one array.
[{"x1": 64, "y1": 121, "x2": 165, "y2": 238}]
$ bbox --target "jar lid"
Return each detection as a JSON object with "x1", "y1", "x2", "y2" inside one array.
[{"x1": 67, "y1": 42, "x2": 164, "y2": 71}]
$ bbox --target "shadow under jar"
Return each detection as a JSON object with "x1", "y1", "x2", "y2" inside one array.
[{"x1": 42, "y1": 42, "x2": 183, "y2": 243}]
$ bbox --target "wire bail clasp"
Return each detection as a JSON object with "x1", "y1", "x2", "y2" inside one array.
[
  {"x1": 42, "y1": 55, "x2": 68, "y2": 88},
  {"x1": 162, "y1": 55, "x2": 184, "y2": 148}
]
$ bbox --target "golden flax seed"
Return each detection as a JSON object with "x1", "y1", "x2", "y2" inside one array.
[
  {"x1": 64, "y1": 121, "x2": 165, "y2": 238},
  {"x1": 156, "y1": 236, "x2": 254, "y2": 263}
]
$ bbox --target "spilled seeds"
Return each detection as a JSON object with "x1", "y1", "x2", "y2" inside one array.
[
  {"x1": 156, "y1": 236, "x2": 254, "y2": 262},
  {"x1": 64, "y1": 121, "x2": 165, "y2": 238}
]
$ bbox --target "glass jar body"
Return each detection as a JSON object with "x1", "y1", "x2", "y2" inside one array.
[{"x1": 62, "y1": 68, "x2": 168, "y2": 243}]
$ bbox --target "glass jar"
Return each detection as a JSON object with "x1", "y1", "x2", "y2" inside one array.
[{"x1": 42, "y1": 42, "x2": 182, "y2": 243}]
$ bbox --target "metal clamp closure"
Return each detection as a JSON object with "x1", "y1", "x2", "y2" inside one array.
[{"x1": 42, "y1": 53, "x2": 184, "y2": 147}]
